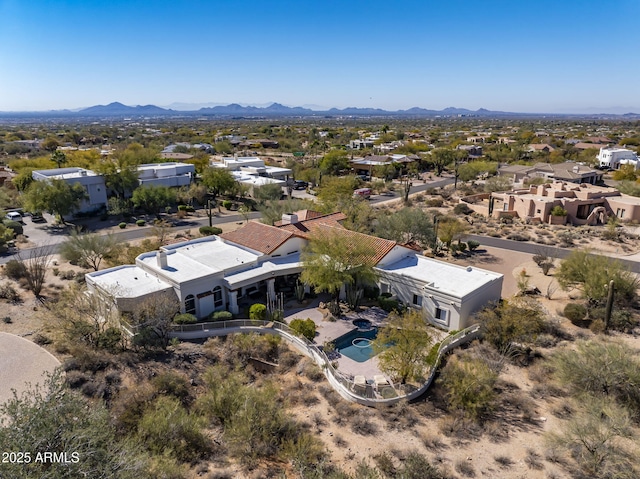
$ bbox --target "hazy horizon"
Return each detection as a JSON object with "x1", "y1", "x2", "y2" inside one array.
[{"x1": 1, "y1": 0, "x2": 638, "y2": 114}]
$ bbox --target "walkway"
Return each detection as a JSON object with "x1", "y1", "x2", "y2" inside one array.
[{"x1": 0, "y1": 333, "x2": 61, "y2": 406}]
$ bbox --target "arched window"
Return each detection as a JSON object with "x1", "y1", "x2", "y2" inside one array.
[
  {"x1": 213, "y1": 286, "x2": 223, "y2": 308},
  {"x1": 185, "y1": 294, "x2": 196, "y2": 315}
]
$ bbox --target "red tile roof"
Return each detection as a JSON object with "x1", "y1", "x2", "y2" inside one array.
[
  {"x1": 219, "y1": 221, "x2": 295, "y2": 254},
  {"x1": 276, "y1": 212, "x2": 346, "y2": 237}
]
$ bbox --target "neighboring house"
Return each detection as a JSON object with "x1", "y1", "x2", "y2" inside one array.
[
  {"x1": 498, "y1": 162, "x2": 603, "y2": 185},
  {"x1": 597, "y1": 147, "x2": 639, "y2": 170},
  {"x1": 210, "y1": 156, "x2": 291, "y2": 194},
  {"x1": 349, "y1": 139, "x2": 375, "y2": 150},
  {"x1": 490, "y1": 181, "x2": 640, "y2": 225},
  {"x1": 137, "y1": 162, "x2": 195, "y2": 188},
  {"x1": 32, "y1": 168, "x2": 107, "y2": 214},
  {"x1": 87, "y1": 211, "x2": 503, "y2": 331},
  {"x1": 527, "y1": 144, "x2": 556, "y2": 153},
  {"x1": 457, "y1": 145, "x2": 483, "y2": 158},
  {"x1": 350, "y1": 154, "x2": 416, "y2": 177}
]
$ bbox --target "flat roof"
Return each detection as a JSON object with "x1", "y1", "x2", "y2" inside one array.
[
  {"x1": 377, "y1": 254, "x2": 502, "y2": 299},
  {"x1": 33, "y1": 167, "x2": 100, "y2": 179},
  {"x1": 138, "y1": 236, "x2": 260, "y2": 282},
  {"x1": 87, "y1": 265, "x2": 173, "y2": 298}
]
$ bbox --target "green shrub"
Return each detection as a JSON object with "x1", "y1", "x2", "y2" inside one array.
[
  {"x1": 96, "y1": 327, "x2": 122, "y2": 352},
  {"x1": 118, "y1": 222, "x2": 127, "y2": 229},
  {"x1": 453, "y1": 203, "x2": 473, "y2": 215},
  {"x1": 289, "y1": 318, "x2": 316, "y2": 341},
  {"x1": 426, "y1": 198, "x2": 444, "y2": 207},
  {"x1": 249, "y1": 303, "x2": 267, "y2": 321},
  {"x1": 222, "y1": 200, "x2": 232, "y2": 209},
  {"x1": 551, "y1": 205, "x2": 568, "y2": 216},
  {"x1": 3, "y1": 260, "x2": 26, "y2": 280},
  {"x1": 136, "y1": 219, "x2": 146, "y2": 226},
  {"x1": 467, "y1": 240, "x2": 480, "y2": 251},
  {"x1": 210, "y1": 310, "x2": 233, "y2": 321},
  {"x1": 177, "y1": 204, "x2": 188, "y2": 211},
  {"x1": 186, "y1": 206, "x2": 195, "y2": 212},
  {"x1": 4, "y1": 220, "x2": 23, "y2": 236},
  {"x1": 0, "y1": 283, "x2": 20, "y2": 302},
  {"x1": 378, "y1": 296, "x2": 401, "y2": 312},
  {"x1": 199, "y1": 226, "x2": 222, "y2": 236},
  {"x1": 174, "y1": 313, "x2": 197, "y2": 324},
  {"x1": 564, "y1": 303, "x2": 587, "y2": 323}
]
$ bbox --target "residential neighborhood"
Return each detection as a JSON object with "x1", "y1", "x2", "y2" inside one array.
[{"x1": 2, "y1": 114, "x2": 640, "y2": 479}]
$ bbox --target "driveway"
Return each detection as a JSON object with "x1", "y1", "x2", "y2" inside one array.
[{"x1": 0, "y1": 333, "x2": 61, "y2": 406}]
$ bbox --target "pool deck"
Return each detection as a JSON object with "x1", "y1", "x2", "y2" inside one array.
[{"x1": 284, "y1": 300, "x2": 391, "y2": 381}]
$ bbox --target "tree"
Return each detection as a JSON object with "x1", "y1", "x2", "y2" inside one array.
[
  {"x1": 22, "y1": 179, "x2": 87, "y2": 223},
  {"x1": 556, "y1": 250, "x2": 638, "y2": 306},
  {"x1": 547, "y1": 397, "x2": 636, "y2": 478},
  {"x1": 0, "y1": 373, "x2": 150, "y2": 479},
  {"x1": 257, "y1": 198, "x2": 315, "y2": 226},
  {"x1": 59, "y1": 230, "x2": 117, "y2": 271},
  {"x1": 373, "y1": 309, "x2": 434, "y2": 384},
  {"x1": 438, "y1": 352, "x2": 498, "y2": 419},
  {"x1": 436, "y1": 216, "x2": 468, "y2": 249},
  {"x1": 476, "y1": 297, "x2": 547, "y2": 357},
  {"x1": 50, "y1": 149, "x2": 68, "y2": 168},
  {"x1": 130, "y1": 294, "x2": 180, "y2": 350},
  {"x1": 549, "y1": 339, "x2": 640, "y2": 416},
  {"x1": 131, "y1": 185, "x2": 176, "y2": 216},
  {"x1": 201, "y1": 168, "x2": 236, "y2": 211},
  {"x1": 16, "y1": 244, "x2": 55, "y2": 297},
  {"x1": 316, "y1": 175, "x2": 359, "y2": 212},
  {"x1": 429, "y1": 148, "x2": 455, "y2": 176},
  {"x1": 41, "y1": 136, "x2": 60, "y2": 152},
  {"x1": 253, "y1": 183, "x2": 283, "y2": 204},
  {"x1": 483, "y1": 175, "x2": 513, "y2": 193},
  {"x1": 95, "y1": 161, "x2": 139, "y2": 199},
  {"x1": 0, "y1": 223, "x2": 16, "y2": 252},
  {"x1": 374, "y1": 207, "x2": 435, "y2": 248},
  {"x1": 319, "y1": 149, "x2": 349, "y2": 175},
  {"x1": 301, "y1": 229, "x2": 378, "y2": 312},
  {"x1": 612, "y1": 164, "x2": 637, "y2": 181}
]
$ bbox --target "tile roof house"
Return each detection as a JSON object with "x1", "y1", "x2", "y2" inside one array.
[
  {"x1": 87, "y1": 210, "x2": 502, "y2": 331},
  {"x1": 498, "y1": 162, "x2": 603, "y2": 185}
]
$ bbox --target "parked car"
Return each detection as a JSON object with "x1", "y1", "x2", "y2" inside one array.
[
  {"x1": 5, "y1": 212, "x2": 23, "y2": 224},
  {"x1": 293, "y1": 180, "x2": 308, "y2": 190}
]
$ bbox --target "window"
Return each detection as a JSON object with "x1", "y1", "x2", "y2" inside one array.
[
  {"x1": 617, "y1": 208, "x2": 626, "y2": 219},
  {"x1": 435, "y1": 308, "x2": 447, "y2": 321},
  {"x1": 412, "y1": 294, "x2": 422, "y2": 306},
  {"x1": 185, "y1": 295, "x2": 196, "y2": 315},
  {"x1": 213, "y1": 286, "x2": 223, "y2": 308}
]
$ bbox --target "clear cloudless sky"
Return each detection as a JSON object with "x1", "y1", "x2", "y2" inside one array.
[{"x1": 0, "y1": 0, "x2": 639, "y2": 113}]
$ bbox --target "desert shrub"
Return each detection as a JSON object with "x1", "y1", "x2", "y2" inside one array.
[
  {"x1": 378, "y1": 296, "x2": 401, "y2": 312},
  {"x1": 455, "y1": 459, "x2": 476, "y2": 477},
  {"x1": 551, "y1": 205, "x2": 568, "y2": 216},
  {"x1": 289, "y1": 318, "x2": 316, "y2": 341},
  {"x1": 210, "y1": 310, "x2": 233, "y2": 321},
  {"x1": 3, "y1": 259, "x2": 26, "y2": 280},
  {"x1": 222, "y1": 200, "x2": 232, "y2": 209},
  {"x1": 2, "y1": 316, "x2": 11, "y2": 323},
  {"x1": 199, "y1": 226, "x2": 222, "y2": 236},
  {"x1": 137, "y1": 396, "x2": 210, "y2": 462},
  {"x1": 453, "y1": 203, "x2": 473, "y2": 215},
  {"x1": 0, "y1": 283, "x2": 20, "y2": 302},
  {"x1": 506, "y1": 232, "x2": 531, "y2": 241},
  {"x1": 609, "y1": 309, "x2": 639, "y2": 333},
  {"x1": 564, "y1": 302, "x2": 587, "y2": 322},
  {"x1": 249, "y1": 303, "x2": 266, "y2": 321},
  {"x1": 118, "y1": 222, "x2": 127, "y2": 229},
  {"x1": 174, "y1": 313, "x2": 197, "y2": 325},
  {"x1": 4, "y1": 220, "x2": 23, "y2": 236},
  {"x1": 438, "y1": 354, "x2": 498, "y2": 419},
  {"x1": 136, "y1": 219, "x2": 146, "y2": 226},
  {"x1": 589, "y1": 319, "x2": 606, "y2": 333},
  {"x1": 467, "y1": 240, "x2": 480, "y2": 251},
  {"x1": 350, "y1": 413, "x2": 377, "y2": 435},
  {"x1": 96, "y1": 327, "x2": 122, "y2": 352},
  {"x1": 425, "y1": 198, "x2": 444, "y2": 207},
  {"x1": 151, "y1": 371, "x2": 191, "y2": 404},
  {"x1": 177, "y1": 204, "x2": 188, "y2": 211}
]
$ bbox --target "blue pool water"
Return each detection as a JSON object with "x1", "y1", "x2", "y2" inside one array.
[{"x1": 334, "y1": 327, "x2": 379, "y2": 363}]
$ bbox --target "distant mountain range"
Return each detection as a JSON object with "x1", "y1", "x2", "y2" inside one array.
[{"x1": 0, "y1": 101, "x2": 638, "y2": 119}]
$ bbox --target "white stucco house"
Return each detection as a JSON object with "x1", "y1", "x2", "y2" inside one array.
[
  {"x1": 86, "y1": 211, "x2": 502, "y2": 331},
  {"x1": 137, "y1": 162, "x2": 195, "y2": 188},
  {"x1": 32, "y1": 167, "x2": 108, "y2": 214},
  {"x1": 597, "y1": 147, "x2": 639, "y2": 170}
]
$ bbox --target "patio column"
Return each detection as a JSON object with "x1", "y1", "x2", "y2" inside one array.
[
  {"x1": 267, "y1": 278, "x2": 276, "y2": 301},
  {"x1": 304, "y1": 283, "x2": 311, "y2": 294},
  {"x1": 228, "y1": 290, "x2": 239, "y2": 315}
]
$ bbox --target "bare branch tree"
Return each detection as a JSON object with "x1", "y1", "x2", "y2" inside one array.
[{"x1": 17, "y1": 244, "x2": 55, "y2": 298}]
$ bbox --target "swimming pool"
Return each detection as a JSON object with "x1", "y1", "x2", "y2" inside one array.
[{"x1": 333, "y1": 326, "x2": 380, "y2": 363}]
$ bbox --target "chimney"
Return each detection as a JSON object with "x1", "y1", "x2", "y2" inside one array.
[
  {"x1": 281, "y1": 213, "x2": 298, "y2": 225},
  {"x1": 156, "y1": 251, "x2": 168, "y2": 269}
]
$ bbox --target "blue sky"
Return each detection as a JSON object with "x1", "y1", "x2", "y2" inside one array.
[{"x1": 1, "y1": 0, "x2": 638, "y2": 113}]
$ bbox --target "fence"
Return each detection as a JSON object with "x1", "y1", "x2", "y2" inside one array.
[{"x1": 168, "y1": 319, "x2": 482, "y2": 407}]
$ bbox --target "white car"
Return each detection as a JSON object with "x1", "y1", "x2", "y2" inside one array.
[{"x1": 5, "y1": 212, "x2": 23, "y2": 223}]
